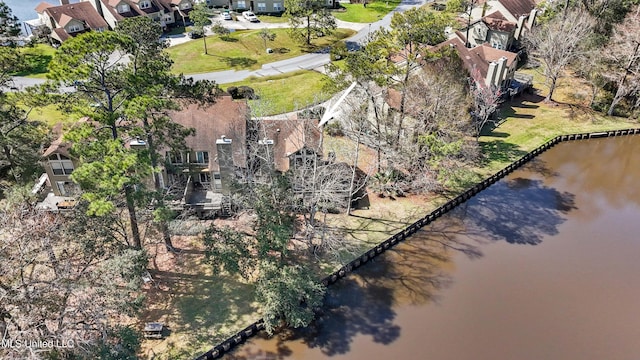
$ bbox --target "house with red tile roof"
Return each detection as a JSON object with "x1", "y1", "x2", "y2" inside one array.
[{"x1": 34, "y1": 1, "x2": 109, "y2": 42}]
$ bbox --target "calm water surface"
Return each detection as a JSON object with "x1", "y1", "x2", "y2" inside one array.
[{"x1": 227, "y1": 135, "x2": 640, "y2": 360}]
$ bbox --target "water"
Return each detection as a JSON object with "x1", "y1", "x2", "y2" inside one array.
[{"x1": 226, "y1": 135, "x2": 640, "y2": 360}]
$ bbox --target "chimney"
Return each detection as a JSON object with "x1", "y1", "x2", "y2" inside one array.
[
  {"x1": 514, "y1": 15, "x2": 526, "y2": 40},
  {"x1": 59, "y1": 0, "x2": 70, "y2": 4},
  {"x1": 486, "y1": 61, "x2": 498, "y2": 87},
  {"x1": 527, "y1": 9, "x2": 537, "y2": 30},
  {"x1": 495, "y1": 56, "x2": 508, "y2": 87},
  {"x1": 215, "y1": 136, "x2": 233, "y2": 193}
]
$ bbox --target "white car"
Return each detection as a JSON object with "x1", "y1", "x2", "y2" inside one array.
[
  {"x1": 242, "y1": 11, "x2": 259, "y2": 22},
  {"x1": 221, "y1": 12, "x2": 232, "y2": 20}
]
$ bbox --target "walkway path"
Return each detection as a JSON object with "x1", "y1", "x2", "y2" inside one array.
[{"x1": 9, "y1": 0, "x2": 428, "y2": 89}]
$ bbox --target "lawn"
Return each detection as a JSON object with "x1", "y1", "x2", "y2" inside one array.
[
  {"x1": 27, "y1": 103, "x2": 80, "y2": 128},
  {"x1": 332, "y1": 0, "x2": 402, "y2": 23},
  {"x1": 166, "y1": 28, "x2": 356, "y2": 74},
  {"x1": 139, "y1": 235, "x2": 259, "y2": 359},
  {"x1": 11, "y1": 44, "x2": 57, "y2": 78},
  {"x1": 222, "y1": 70, "x2": 337, "y2": 115},
  {"x1": 478, "y1": 67, "x2": 640, "y2": 174},
  {"x1": 257, "y1": 14, "x2": 289, "y2": 23}
]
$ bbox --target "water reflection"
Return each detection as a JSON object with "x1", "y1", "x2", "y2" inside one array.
[
  {"x1": 225, "y1": 136, "x2": 640, "y2": 360},
  {"x1": 454, "y1": 177, "x2": 577, "y2": 245}
]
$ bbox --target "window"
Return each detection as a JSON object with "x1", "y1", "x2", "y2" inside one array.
[
  {"x1": 164, "y1": 14, "x2": 173, "y2": 22},
  {"x1": 117, "y1": 3, "x2": 130, "y2": 13},
  {"x1": 213, "y1": 172, "x2": 222, "y2": 190},
  {"x1": 326, "y1": 0, "x2": 333, "y2": 5},
  {"x1": 194, "y1": 151, "x2": 209, "y2": 164},
  {"x1": 139, "y1": 0, "x2": 151, "y2": 9},
  {"x1": 199, "y1": 172, "x2": 211, "y2": 183},
  {"x1": 237, "y1": 0, "x2": 246, "y2": 8},
  {"x1": 68, "y1": 23, "x2": 82, "y2": 33},
  {"x1": 167, "y1": 151, "x2": 183, "y2": 164},
  {"x1": 49, "y1": 154, "x2": 74, "y2": 175},
  {"x1": 491, "y1": 40, "x2": 503, "y2": 50},
  {"x1": 257, "y1": 2, "x2": 266, "y2": 11},
  {"x1": 273, "y1": 2, "x2": 282, "y2": 11}
]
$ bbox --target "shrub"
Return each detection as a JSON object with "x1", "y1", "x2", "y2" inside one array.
[
  {"x1": 298, "y1": 106, "x2": 325, "y2": 119},
  {"x1": 227, "y1": 85, "x2": 257, "y2": 99},
  {"x1": 330, "y1": 41, "x2": 348, "y2": 61},
  {"x1": 324, "y1": 121, "x2": 344, "y2": 136}
]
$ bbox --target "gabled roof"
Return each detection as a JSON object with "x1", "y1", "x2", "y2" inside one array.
[
  {"x1": 35, "y1": 2, "x2": 55, "y2": 14},
  {"x1": 498, "y1": 0, "x2": 536, "y2": 18},
  {"x1": 43, "y1": 2, "x2": 109, "y2": 32},
  {"x1": 169, "y1": 95, "x2": 249, "y2": 172},
  {"x1": 434, "y1": 37, "x2": 517, "y2": 81},
  {"x1": 258, "y1": 118, "x2": 322, "y2": 172},
  {"x1": 483, "y1": 11, "x2": 516, "y2": 32},
  {"x1": 469, "y1": 43, "x2": 518, "y2": 67},
  {"x1": 57, "y1": 13, "x2": 74, "y2": 27}
]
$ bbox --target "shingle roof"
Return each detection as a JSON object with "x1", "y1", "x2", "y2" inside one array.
[
  {"x1": 434, "y1": 37, "x2": 517, "y2": 81},
  {"x1": 483, "y1": 11, "x2": 516, "y2": 32},
  {"x1": 469, "y1": 43, "x2": 518, "y2": 66},
  {"x1": 498, "y1": 0, "x2": 536, "y2": 18},
  {"x1": 44, "y1": 2, "x2": 109, "y2": 32},
  {"x1": 35, "y1": 2, "x2": 55, "y2": 13},
  {"x1": 258, "y1": 118, "x2": 322, "y2": 172},
  {"x1": 168, "y1": 96, "x2": 249, "y2": 172}
]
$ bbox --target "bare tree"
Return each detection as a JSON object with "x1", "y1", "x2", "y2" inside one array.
[
  {"x1": 0, "y1": 202, "x2": 146, "y2": 359},
  {"x1": 602, "y1": 6, "x2": 640, "y2": 116},
  {"x1": 469, "y1": 69, "x2": 502, "y2": 139},
  {"x1": 525, "y1": 8, "x2": 595, "y2": 102}
]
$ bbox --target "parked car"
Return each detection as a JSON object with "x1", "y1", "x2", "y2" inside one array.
[
  {"x1": 242, "y1": 11, "x2": 259, "y2": 22},
  {"x1": 221, "y1": 12, "x2": 232, "y2": 20},
  {"x1": 188, "y1": 30, "x2": 203, "y2": 39}
]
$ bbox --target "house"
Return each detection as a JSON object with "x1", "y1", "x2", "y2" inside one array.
[
  {"x1": 85, "y1": 0, "x2": 170, "y2": 29},
  {"x1": 456, "y1": 11, "x2": 517, "y2": 50},
  {"x1": 438, "y1": 37, "x2": 519, "y2": 89},
  {"x1": 42, "y1": 132, "x2": 79, "y2": 197},
  {"x1": 456, "y1": 0, "x2": 538, "y2": 46},
  {"x1": 33, "y1": 1, "x2": 109, "y2": 43},
  {"x1": 37, "y1": 95, "x2": 325, "y2": 215},
  {"x1": 156, "y1": 0, "x2": 194, "y2": 26},
  {"x1": 165, "y1": 95, "x2": 249, "y2": 199},
  {"x1": 257, "y1": 117, "x2": 323, "y2": 173}
]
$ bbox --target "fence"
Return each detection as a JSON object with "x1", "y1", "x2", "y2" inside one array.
[{"x1": 194, "y1": 128, "x2": 640, "y2": 360}]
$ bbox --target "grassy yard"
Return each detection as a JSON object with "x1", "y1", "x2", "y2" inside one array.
[
  {"x1": 167, "y1": 28, "x2": 355, "y2": 74},
  {"x1": 27, "y1": 104, "x2": 80, "y2": 128},
  {"x1": 478, "y1": 67, "x2": 640, "y2": 174},
  {"x1": 139, "y1": 235, "x2": 259, "y2": 359},
  {"x1": 11, "y1": 44, "x2": 56, "y2": 78},
  {"x1": 257, "y1": 14, "x2": 289, "y2": 23},
  {"x1": 332, "y1": 0, "x2": 402, "y2": 23},
  {"x1": 222, "y1": 70, "x2": 336, "y2": 115}
]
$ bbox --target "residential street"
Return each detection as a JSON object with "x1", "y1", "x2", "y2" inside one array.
[{"x1": 8, "y1": 0, "x2": 428, "y2": 89}]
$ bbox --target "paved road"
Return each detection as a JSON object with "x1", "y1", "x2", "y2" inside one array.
[{"x1": 8, "y1": 0, "x2": 427, "y2": 89}]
